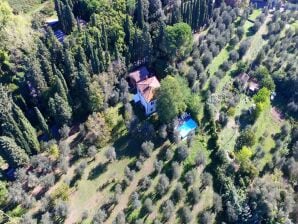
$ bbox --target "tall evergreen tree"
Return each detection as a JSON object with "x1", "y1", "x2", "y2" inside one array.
[
  {"x1": 39, "y1": 55, "x2": 55, "y2": 86},
  {"x1": 45, "y1": 27, "x2": 64, "y2": 65},
  {"x1": 26, "y1": 59, "x2": 48, "y2": 97},
  {"x1": 91, "y1": 48, "x2": 101, "y2": 74},
  {"x1": 48, "y1": 93, "x2": 72, "y2": 126},
  {"x1": 75, "y1": 46, "x2": 88, "y2": 68},
  {"x1": 137, "y1": 0, "x2": 145, "y2": 29},
  {"x1": 53, "y1": 65, "x2": 68, "y2": 93},
  {"x1": 84, "y1": 33, "x2": 93, "y2": 60},
  {"x1": 0, "y1": 136, "x2": 29, "y2": 168},
  {"x1": 0, "y1": 87, "x2": 31, "y2": 154},
  {"x1": 95, "y1": 31, "x2": 105, "y2": 70},
  {"x1": 75, "y1": 63, "x2": 92, "y2": 111},
  {"x1": 124, "y1": 15, "x2": 131, "y2": 45},
  {"x1": 63, "y1": 49, "x2": 76, "y2": 87},
  {"x1": 0, "y1": 86, "x2": 39, "y2": 155},
  {"x1": 34, "y1": 107, "x2": 49, "y2": 135},
  {"x1": 63, "y1": 1, "x2": 76, "y2": 34},
  {"x1": 101, "y1": 25, "x2": 108, "y2": 51},
  {"x1": 141, "y1": 24, "x2": 153, "y2": 63},
  {"x1": 55, "y1": 76, "x2": 68, "y2": 101},
  {"x1": 12, "y1": 103, "x2": 40, "y2": 154}
]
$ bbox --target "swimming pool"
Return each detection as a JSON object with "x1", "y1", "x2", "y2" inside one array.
[{"x1": 177, "y1": 118, "x2": 198, "y2": 139}]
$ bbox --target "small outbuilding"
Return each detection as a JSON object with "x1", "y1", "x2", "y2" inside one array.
[{"x1": 248, "y1": 79, "x2": 260, "y2": 93}]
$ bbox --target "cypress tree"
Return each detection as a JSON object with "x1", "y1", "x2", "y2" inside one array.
[
  {"x1": 12, "y1": 103, "x2": 40, "y2": 154},
  {"x1": 63, "y1": 49, "x2": 76, "y2": 87},
  {"x1": 137, "y1": 0, "x2": 144, "y2": 29},
  {"x1": 91, "y1": 48, "x2": 101, "y2": 74},
  {"x1": 84, "y1": 33, "x2": 93, "y2": 60},
  {"x1": 114, "y1": 45, "x2": 120, "y2": 61},
  {"x1": 171, "y1": 1, "x2": 182, "y2": 24},
  {"x1": 54, "y1": 0, "x2": 63, "y2": 26},
  {"x1": 48, "y1": 93, "x2": 72, "y2": 126},
  {"x1": 75, "y1": 46, "x2": 88, "y2": 68},
  {"x1": 53, "y1": 65, "x2": 68, "y2": 93},
  {"x1": 124, "y1": 15, "x2": 131, "y2": 45},
  {"x1": 34, "y1": 107, "x2": 49, "y2": 135},
  {"x1": 45, "y1": 27, "x2": 64, "y2": 65},
  {"x1": 0, "y1": 136, "x2": 29, "y2": 168},
  {"x1": 55, "y1": 75, "x2": 68, "y2": 101},
  {"x1": 199, "y1": 0, "x2": 207, "y2": 27},
  {"x1": 101, "y1": 25, "x2": 108, "y2": 51},
  {"x1": 63, "y1": 2, "x2": 76, "y2": 34},
  {"x1": 95, "y1": 32, "x2": 105, "y2": 71},
  {"x1": 0, "y1": 88, "x2": 39, "y2": 155},
  {"x1": 192, "y1": 0, "x2": 200, "y2": 30},
  {"x1": 75, "y1": 63, "x2": 92, "y2": 110},
  {"x1": 0, "y1": 86, "x2": 32, "y2": 154},
  {"x1": 142, "y1": 25, "x2": 152, "y2": 63},
  {"x1": 39, "y1": 55, "x2": 55, "y2": 86},
  {"x1": 26, "y1": 59, "x2": 48, "y2": 96},
  {"x1": 104, "y1": 51, "x2": 110, "y2": 70},
  {"x1": 37, "y1": 39, "x2": 50, "y2": 60}
]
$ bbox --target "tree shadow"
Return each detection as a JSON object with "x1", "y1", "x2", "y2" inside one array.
[
  {"x1": 88, "y1": 162, "x2": 108, "y2": 180},
  {"x1": 113, "y1": 135, "x2": 141, "y2": 159},
  {"x1": 70, "y1": 174, "x2": 81, "y2": 187}
]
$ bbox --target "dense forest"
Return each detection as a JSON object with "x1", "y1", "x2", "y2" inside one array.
[{"x1": 0, "y1": 0, "x2": 297, "y2": 223}]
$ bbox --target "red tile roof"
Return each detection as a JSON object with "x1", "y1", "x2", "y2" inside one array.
[{"x1": 137, "y1": 76, "x2": 160, "y2": 102}]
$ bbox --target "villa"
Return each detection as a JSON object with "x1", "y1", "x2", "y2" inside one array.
[{"x1": 133, "y1": 76, "x2": 160, "y2": 115}]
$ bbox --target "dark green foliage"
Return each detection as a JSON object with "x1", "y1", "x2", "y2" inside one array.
[
  {"x1": 34, "y1": 107, "x2": 49, "y2": 135},
  {"x1": 48, "y1": 93, "x2": 72, "y2": 126},
  {"x1": 162, "y1": 22, "x2": 193, "y2": 61},
  {"x1": 55, "y1": 0, "x2": 76, "y2": 34},
  {"x1": 181, "y1": 0, "x2": 212, "y2": 31},
  {"x1": 0, "y1": 136, "x2": 29, "y2": 167},
  {"x1": 236, "y1": 128, "x2": 256, "y2": 150},
  {"x1": 0, "y1": 86, "x2": 40, "y2": 155},
  {"x1": 156, "y1": 76, "x2": 190, "y2": 123}
]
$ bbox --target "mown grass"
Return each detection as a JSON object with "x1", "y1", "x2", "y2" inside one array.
[
  {"x1": 251, "y1": 108, "x2": 282, "y2": 170},
  {"x1": 207, "y1": 47, "x2": 229, "y2": 75},
  {"x1": 248, "y1": 9, "x2": 261, "y2": 21},
  {"x1": 218, "y1": 95, "x2": 253, "y2": 151}
]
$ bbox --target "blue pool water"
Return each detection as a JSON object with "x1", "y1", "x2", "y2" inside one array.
[{"x1": 177, "y1": 118, "x2": 198, "y2": 139}]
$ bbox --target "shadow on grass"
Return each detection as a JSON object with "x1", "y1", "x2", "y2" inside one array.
[
  {"x1": 70, "y1": 174, "x2": 81, "y2": 187},
  {"x1": 113, "y1": 135, "x2": 141, "y2": 159},
  {"x1": 88, "y1": 162, "x2": 108, "y2": 180},
  {"x1": 246, "y1": 26, "x2": 256, "y2": 37}
]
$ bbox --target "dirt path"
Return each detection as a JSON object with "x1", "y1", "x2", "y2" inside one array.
[
  {"x1": 243, "y1": 14, "x2": 272, "y2": 62},
  {"x1": 271, "y1": 107, "x2": 284, "y2": 122},
  {"x1": 104, "y1": 148, "x2": 160, "y2": 223},
  {"x1": 194, "y1": 29, "x2": 208, "y2": 44}
]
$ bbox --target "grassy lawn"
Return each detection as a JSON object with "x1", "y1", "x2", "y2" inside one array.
[
  {"x1": 185, "y1": 134, "x2": 210, "y2": 167},
  {"x1": 243, "y1": 15, "x2": 270, "y2": 62},
  {"x1": 248, "y1": 9, "x2": 261, "y2": 21},
  {"x1": 207, "y1": 47, "x2": 229, "y2": 75},
  {"x1": 65, "y1": 145, "x2": 134, "y2": 223},
  {"x1": 251, "y1": 107, "x2": 282, "y2": 170},
  {"x1": 218, "y1": 95, "x2": 253, "y2": 152}
]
